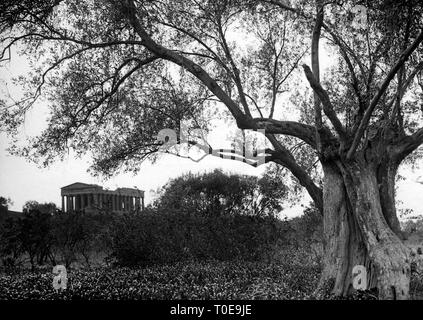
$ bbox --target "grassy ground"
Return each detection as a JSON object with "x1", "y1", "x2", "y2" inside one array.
[
  {"x1": 0, "y1": 261, "x2": 321, "y2": 300},
  {"x1": 1, "y1": 259, "x2": 423, "y2": 300}
]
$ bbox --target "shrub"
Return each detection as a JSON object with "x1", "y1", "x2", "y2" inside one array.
[{"x1": 108, "y1": 209, "x2": 284, "y2": 266}]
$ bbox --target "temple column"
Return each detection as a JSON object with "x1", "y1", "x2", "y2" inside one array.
[
  {"x1": 141, "y1": 196, "x2": 144, "y2": 211},
  {"x1": 87, "y1": 193, "x2": 92, "y2": 208},
  {"x1": 107, "y1": 194, "x2": 111, "y2": 210},
  {"x1": 62, "y1": 196, "x2": 65, "y2": 212},
  {"x1": 66, "y1": 196, "x2": 70, "y2": 212},
  {"x1": 76, "y1": 194, "x2": 81, "y2": 210},
  {"x1": 136, "y1": 197, "x2": 140, "y2": 211}
]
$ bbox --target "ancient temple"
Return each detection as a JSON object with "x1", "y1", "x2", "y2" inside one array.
[{"x1": 61, "y1": 182, "x2": 144, "y2": 213}]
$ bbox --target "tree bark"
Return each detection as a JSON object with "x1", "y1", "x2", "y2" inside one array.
[{"x1": 318, "y1": 159, "x2": 410, "y2": 300}]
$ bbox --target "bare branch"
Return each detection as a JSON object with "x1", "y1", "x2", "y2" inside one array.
[
  {"x1": 389, "y1": 61, "x2": 423, "y2": 124},
  {"x1": 244, "y1": 93, "x2": 264, "y2": 118},
  {"x1": 347, "y1": 29, "x2": 423, "y2": 159},
  {"x1": 216, "y1": 17, "x2": 252, "y2": 117},
  {"x1": 302, "y1": 64, "x2": 347, "y2": 143}
]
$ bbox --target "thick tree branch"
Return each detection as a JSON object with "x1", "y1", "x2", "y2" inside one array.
[
  {"x1": 266, "y1": 134, "x2": 323, "y2": 214},
  {"x1": 122, "y1": 0, "x2": 251, "y2": 128},
  {"x1": 253, "y1": 118, "x2": 335, "y2": 148},
  {"x1": 162, "y1": 139, "x2": 270, "y2": 167},
  {"x1": 311, "y1": 2, "x2": 324, "y2": 154},
  {"x1": 396, "y1": 127, "x2": 423, "y2": 160}
]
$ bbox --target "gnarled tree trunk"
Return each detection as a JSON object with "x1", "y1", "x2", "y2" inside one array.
[{"x1": 318, "y1": 156, "x2": 411, "y2": 300}]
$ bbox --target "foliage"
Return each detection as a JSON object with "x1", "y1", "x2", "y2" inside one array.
[
  {"x1": 23, "y1": 201, "x2": 59, "y2": 215},
  {"x1": 402, "y1": 217, "x2": 423, "y2": 235},
  {"x1": 0, "y1": 195, "x2": 324, "y2": 272},
  {"x1": 1, "y1": 0, "x2": 421, "y2": 179},
  {"x1": 0, "y1": 205, "x2": 113, "y2": 271},
  {"x1": 1, "y1": 259, "x2": 422, "y2": 300},
  {"x1": 109, "y1": 208, "x2": 285, "y2": 266},
  {"x1": 18, "y1": 209, "x2": 55, "y2": 269},
  {"x1": 0, "y1": 196, "x2": 13, "y2": 211},
  {"x1": 50, "y1": 211, "x2": 107, "y2": 268},
  {"x1": 0, "y1": 216, "x2": 23, "y2": 271},
  {"x1": 155, "y1": 169, "x2": 287, "y2": 217},
  {"x1": 0, "y1": 261, "x2": 321, "y2": 300}
]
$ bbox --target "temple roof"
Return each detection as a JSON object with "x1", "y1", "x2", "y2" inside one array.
[
  {"x1": 61, "y1": 182, "x2": 144, "y2": 196},
  {"x1": 61, "y1": 182, "x2": 102, "y2": 190}
]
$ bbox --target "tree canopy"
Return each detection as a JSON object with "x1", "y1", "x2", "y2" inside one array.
[
  {"x1": 1, "y1": 1, "x2": 422, "y2": 214},
  {"x1": 154, "y1": 169, "x2": 287, "y2": 216}
]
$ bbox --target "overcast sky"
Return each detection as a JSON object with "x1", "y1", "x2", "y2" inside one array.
[{"x1": 1, "y1": 44, "x2": 422, "y2": 220}]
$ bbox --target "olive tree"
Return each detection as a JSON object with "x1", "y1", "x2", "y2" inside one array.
[{"x1": 1, "y1": 0, "x2": 423, "y2": 299}]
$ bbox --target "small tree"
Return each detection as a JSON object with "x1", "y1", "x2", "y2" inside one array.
[
  {"x1": 0, "y1": 217, "x2": 23, "y2": 271},
  {"x1": 51, "y1": 211, "x2": 97, "y2": 268},
  {"x1": 155, "y1": 169, "x2": 287, "y2": 217},
  {"x1": 18, "y1": 209, "x2": 54, "y2": 270},
  {"x1": 0, "y1": 196, "x2": 12, "y2": 216}
]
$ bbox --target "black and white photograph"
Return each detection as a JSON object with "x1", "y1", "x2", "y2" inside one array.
[{"x1": 0, "y1": 0, "x2": 423, "y2": 313}]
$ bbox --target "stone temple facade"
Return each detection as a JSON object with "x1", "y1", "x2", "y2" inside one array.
[{"x1": 61, "y1": 182, "x2": 144, "y2": 213}]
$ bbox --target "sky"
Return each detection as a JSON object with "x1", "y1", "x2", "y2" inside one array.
[{"x1": 1, "y1": 39, "x2": 423, "y2": 220}]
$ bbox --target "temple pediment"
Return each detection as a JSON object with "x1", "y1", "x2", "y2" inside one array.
[{"x1": 61, "y1": 182, "x2": 101, "y2": 191}]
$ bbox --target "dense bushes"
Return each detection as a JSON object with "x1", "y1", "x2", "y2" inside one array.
[
  {"x1": 109, "y1": 209, "x2": 285, "y2": 266},
  {"x1": 105, "y1": 169, "x2": 314, "y2": 267},
  {"x1": 0, "y1": 205, "x2": 322, "y2": 271}
]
